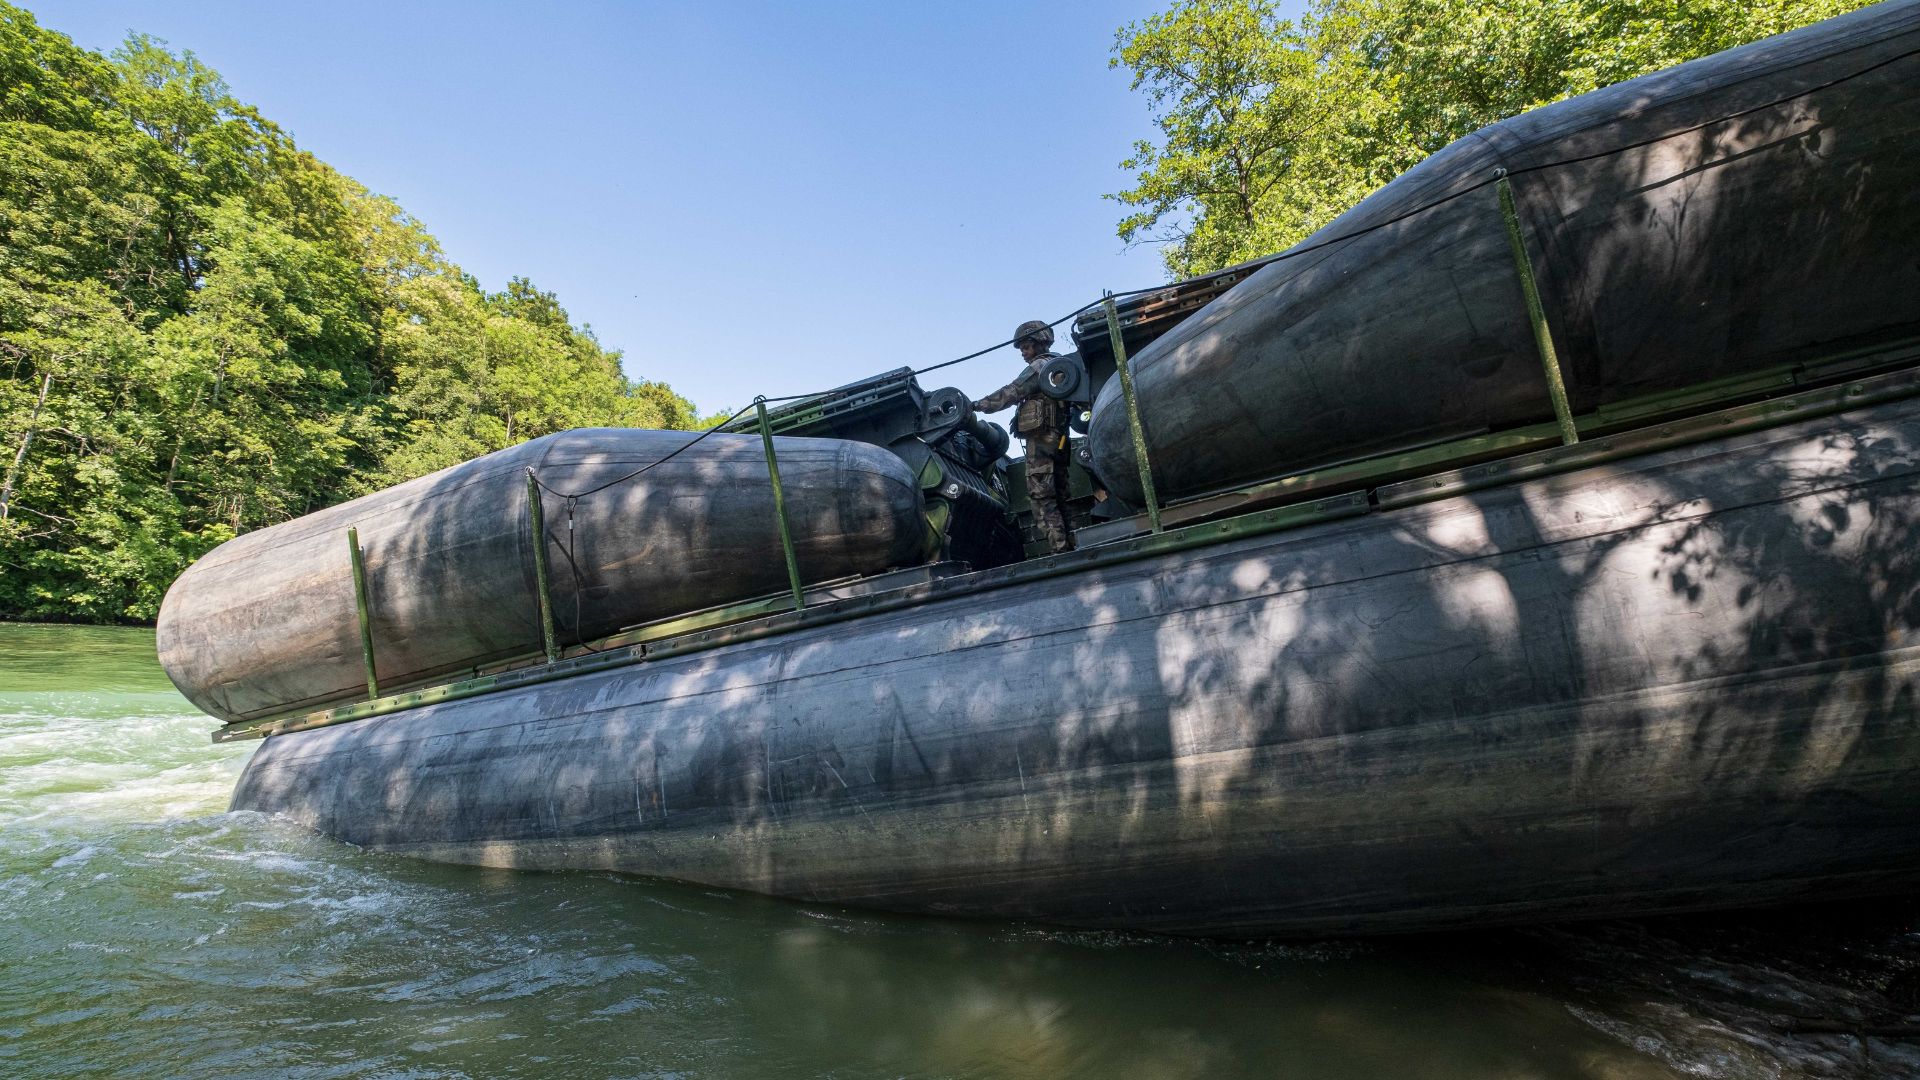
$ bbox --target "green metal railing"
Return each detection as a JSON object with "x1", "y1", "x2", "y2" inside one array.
[
  {"x1": 1104, "y1": 293, "x2": 1164, "y2": 534},
  {"x1": 309, "y1": 95, "x2": 1920, "y2": 700},
  {"x1": 756, "y1": 397, "x2": 807, "y2": 611},
  {"x1": 346, "y1": 526, "x2": 379, "y2": 699},
  {"x1": 525, "y1": 470, "x2": 561, "y2": 663},
  {"x1": 1497, "y1": 172, "x2": 1579, "y2": 447},
  {"x1": 242, "y1": 352, "x2": 1920, "y2": 746}
]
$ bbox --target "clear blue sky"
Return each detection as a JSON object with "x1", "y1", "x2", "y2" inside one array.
[{"x1": 47, "y1": 1, "x2": 1200, "y2": 416}]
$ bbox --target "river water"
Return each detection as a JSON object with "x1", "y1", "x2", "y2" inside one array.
[{"x1": 3, "y1": 622, "x2": 1916, "y2": 1079}]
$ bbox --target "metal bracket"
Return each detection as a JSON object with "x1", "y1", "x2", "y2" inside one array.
[
  {"x1": 1103, "y1": 293, "x2": 1164, "y2": 533},
  {"x1": 756, "y1": 397, "x2": 807, "y2": 610},
  {"x1": 1497, "y1": 173, "x2": 1579, "y2": 446},
  {"x1": 346, "y1": 526, "x2": 380, "y2": 699},
  {"x1": 524, "y1": 470, "x2": 560, "y2": 663}
]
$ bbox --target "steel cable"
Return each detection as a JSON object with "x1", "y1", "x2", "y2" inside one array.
[{"x1": 531, "y1": 41, "x2": 1919, "y2": 504}]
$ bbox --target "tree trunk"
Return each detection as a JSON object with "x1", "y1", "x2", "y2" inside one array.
[
  {"x1": 1, "y1": 372, "x2": 54, "y2": 524},
  {"x1": 165, "y1": 381, "x2": 211, "y2": 493}
]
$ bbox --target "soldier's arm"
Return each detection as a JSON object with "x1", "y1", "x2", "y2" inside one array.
[
  {"x1": 975, "y1": 378, "x2": 1036, "y2": 411},
  {"x1": 972, "y1": 368, "x2": 1038, "y2": 413}
]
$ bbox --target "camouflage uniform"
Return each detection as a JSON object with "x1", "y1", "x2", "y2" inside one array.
[{"x1": 976, "y1": 352, "x2": 1074, "y2": 554}]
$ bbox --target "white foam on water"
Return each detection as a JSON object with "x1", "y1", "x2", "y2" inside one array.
[
  {"x1": 49, "y1": 843, "x2": 98, "y2": 869},
  {"x1": 10, "y1": 624, "x2": 1907, "y2": 1079}
]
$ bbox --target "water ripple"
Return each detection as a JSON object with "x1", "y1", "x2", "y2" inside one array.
[{"x1": 6, "y1": 624, "x2": 1918, "y2": 1078}]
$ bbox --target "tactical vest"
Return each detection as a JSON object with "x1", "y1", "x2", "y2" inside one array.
[{"x1": 1013, "y1": 353, "x2": 1066, "y2": 439}]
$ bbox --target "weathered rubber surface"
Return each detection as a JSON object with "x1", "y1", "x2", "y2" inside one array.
[
  {"x1": 232, "y1": 395, "x2": 1920, "y2": 937},
  {"x1": 1089, "y1": 0, "x2": 1920, "y2": 503},
  {"x1": 159, "y1": 429, "x2": 928, "y2": 724}
]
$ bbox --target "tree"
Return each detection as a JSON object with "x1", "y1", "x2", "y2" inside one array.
[
  {"x1": 1112, "y1": 0, "x2": 1877, "y2": 278},
  {"x1": 0, "y1": 2, "x2": 704, "y2": 621},
  {"x1": 1110, "y1": 0, "x2": 1394, "y2": 278}
]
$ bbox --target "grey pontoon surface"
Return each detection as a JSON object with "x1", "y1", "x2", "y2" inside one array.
[
  {"x1": 159, "y1": 429, "x2": 927, "y2": 723},
  {"x1": 1089, "y1": 0, "x2": 1920, "y2": 502}
]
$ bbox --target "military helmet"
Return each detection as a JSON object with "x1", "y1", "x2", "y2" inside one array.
[{"x1": 1013, "y1": 320, "x2": 1054, "y2": 349}]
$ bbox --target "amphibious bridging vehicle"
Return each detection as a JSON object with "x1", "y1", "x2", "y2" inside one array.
[{"x1": 167, "y1": 1, "x2": 1920, "y2": 936}]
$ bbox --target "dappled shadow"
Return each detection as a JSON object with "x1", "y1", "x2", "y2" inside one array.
[
  {"x1": 158, "y1": 428, "x2": 925, "y2": 723},
  {"x1": 224, "y1": 0, "x2": 1920, "y2": 938},
  {"x1": 1086, "y1": 0, "x2": 1920, "y2": 502},
  {"x1": 234, "y1": 385, "x2": 1920, "y2": 936},
  {"x1": 1633, "y1": 425, "x2": 1920, "y2": 796}
]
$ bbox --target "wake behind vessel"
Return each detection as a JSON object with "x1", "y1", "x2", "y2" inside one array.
[{"x1": 166, "y1": 1, "x2": 1920, "y2": 936}]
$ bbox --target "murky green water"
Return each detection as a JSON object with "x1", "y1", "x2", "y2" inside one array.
[{"x1": 3, "y1": 623, "x2": 1916, "y2": 1078}]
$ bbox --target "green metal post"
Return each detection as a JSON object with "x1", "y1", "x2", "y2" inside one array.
[
  {"x1": 1104, "y1": 294, "x2": 1164, "y2": 533},
  {"x1": 1497, "y1": 173, "x2": 1580, "y2": 446},
  {"x1": 346, "y1": 526, "x2": 379, "y2": 699},
  {"x1": 525, "y1": 470, "x2": 560, "y2": 663},
  {"x1": 756, "y1": 398, "x2": 807, "y2": 610}
]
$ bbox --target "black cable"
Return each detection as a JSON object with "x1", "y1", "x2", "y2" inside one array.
[
  {"x1": 1135, "y1": 41, "x2": 1920, "y2": 287},
  {"x1": 533, "y1": 388, "x2": 830, "y2": 502},
  {"x1": 559, "y1": 496, "x2": 603, "y2": 652},
  {"x1": 532, "y1": 41, "x2": 1918, "y2": 505},
  {"x1": 908, "y1": 299, "x2": 1107, "y2": 379},
  {"x1": 1507, "y1": 41, "x2": 1920, "y2": 179}
]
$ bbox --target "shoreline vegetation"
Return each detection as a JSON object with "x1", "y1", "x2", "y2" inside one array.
[
  {"x1": 2, "y1": 0, "x2": 1869, "y2": 625},
  {"x1": 0, "y1": 3, "x2": 707, "y2": 624},
  {"x1": 1107, "y1": 0, "x2": 1869, "y2": 279}
]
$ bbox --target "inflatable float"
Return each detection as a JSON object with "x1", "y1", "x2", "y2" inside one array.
[{"x1": 167, "y1": 1, "x2": 1920, "y2": 936}]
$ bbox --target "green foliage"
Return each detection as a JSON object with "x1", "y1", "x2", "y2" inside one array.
[
  {"x1": 0, "y1": 2, "x2": 700, "y2": 622},
  {"x1": 1113, "y1": 0, "x2": 1874, "y2": 278}
]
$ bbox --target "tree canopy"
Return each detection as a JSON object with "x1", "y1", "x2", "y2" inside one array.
[
  {"x1": 0, "y1": 4, "x2": 702, "y2": 622},
  {"x1": 1111, "y1": 0, "x2": 1874, "y2": 279}
]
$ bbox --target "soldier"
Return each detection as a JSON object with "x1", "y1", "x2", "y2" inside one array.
[{"x1": 972, "y1": 320, "x2": 1074, "y2": 554}]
